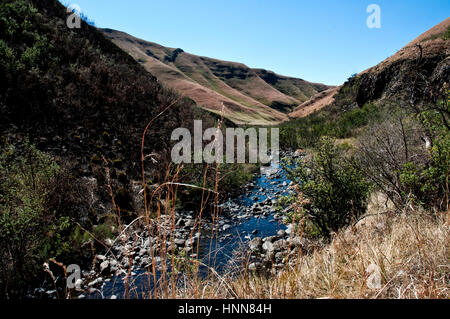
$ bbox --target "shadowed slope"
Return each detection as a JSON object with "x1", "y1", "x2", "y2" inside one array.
[{"x1": 289, "y1": 18, "x2": 450, "y2": 119}]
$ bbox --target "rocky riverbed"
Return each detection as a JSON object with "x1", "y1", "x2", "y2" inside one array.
[{"x1": 35, "y1": 150, "x2": 307, "y2": 299}]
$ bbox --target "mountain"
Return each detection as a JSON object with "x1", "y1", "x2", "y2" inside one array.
[
  {"x1": 289, "y1": 87, "x2": 340, "y2": 118},
  {"x1": 289, "y1": 17, "x2": 450, "y2": 118},
  {"x1": 101, "y1": 29, "x2": 331, "y2": 125},
  {"x1": 0, "y1": 0, "x2": 224, "y2": 232},
  {"x1": 0, "y1": 0, "x2": 205, "y2": 179}
]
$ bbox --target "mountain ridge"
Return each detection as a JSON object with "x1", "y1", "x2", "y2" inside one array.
[
  {"x1": 289, "y1": 17, "x2": 450, "y2": 119},
  {"x1": 101, "y1": 28, "x2": 332, "y2": 125}
]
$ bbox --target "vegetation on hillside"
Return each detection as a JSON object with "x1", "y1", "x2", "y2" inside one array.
[
  {"x1": 0, "y1": 140, "x2": 71, "y2": 296},
  {"x1": 279, "y1": 99, "x2": 381, "y2": 149},
  {"x1": 282, "y1": 137, "x2": 371, "y2": 238},
  {"x1": 0, "y1": 0, "x2": 448, "y2": 300},
  {"x1": 0, "y1": 0, "x2": 261, "y2": 297}
]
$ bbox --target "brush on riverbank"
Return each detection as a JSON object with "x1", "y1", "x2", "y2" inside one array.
[{"x1": 174, "y1": 204, "x2": 449, "y2": 299}]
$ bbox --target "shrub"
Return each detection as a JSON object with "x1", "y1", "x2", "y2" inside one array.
[
  {"x1": 358, "y1": 95, "x2": 449, "y2": 212},
  {"x1": 285, "y1": 137, "x2": 371, "y2": 238},
  {"x1": 401, "y1": 95, "x2": 450, "y2": 211},
  {"x1": 0, "y1": 140, "x2": 71, "y2": 296},
  {"x1": 358, "y1": 108, "x2": 428, "y2": 208},
  {"x1": 279, "y1": 102, "x2": 381, "y2": 150}
]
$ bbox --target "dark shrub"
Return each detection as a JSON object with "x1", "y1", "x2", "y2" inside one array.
[{"x1": 286, "y1": 137, "x2": 371, "y2": 238}]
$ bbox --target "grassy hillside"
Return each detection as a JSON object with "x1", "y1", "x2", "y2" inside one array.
[
  {"x1": 101, "y1": 29, "x2": 331, "y2": 125},
  {"x1": 283, "y1": 18, "x2": 450, "y2": 149},
  {"x1": 254, "y1": 68, "x2": 331, "y2": 107},
  {"x1": 0, "y1": 0, "x2": 238, "y2": 297}
]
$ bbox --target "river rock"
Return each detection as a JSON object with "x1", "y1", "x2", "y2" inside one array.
[
  {"x1": 174, "y1": 238, "x2": 186, "y2": 246},
  {"x1": 285, "y1": 224, "x2": 294, "y2": 235},
  {"x1": 249, "y1": 237, "x2": 263, "y2": 252},
  {"x1": 99, "y1": 260, "x2": 109, "y2": 274},
  {"x1": 275, "y1": 252, "x2": 284, "y2": 262},
  {"x1": 262, "y1": 241, "x2": 274, "y2": 253},
  {"x1": 289, "y1": 236, "x2": 306, "y2": 249},
  {"x1": 263, "y1": 236, "x2": 275, "y2": 243},
  {"x1": 140, "y1": 257, "x2": 151, "y2": 268},
  {"x1": 143, "y1": 238, "x2": 153, "y2": 248},
  {"x1": 88, "y1": 279, "x2": 99, "y2": 287},
  {"x1": 265, "y1": 251, "x2": 275, "y2": 261},
  {"x1": 252, "y1": 205, "x2": 262, "y2": 213},
  {"x1": 176, "y1": 219, "x2": 186, "y2": 227},
  {"x1": 277, "y1": 229, "x2": 286, "y2": 238},
  {"x1": 184, "y1": 219, "x2": 194, "y2": 228},
  {"x1": 74, "y1": 279, "x2": 83, "y2": 291},
  {"x1": 96, "y1": 255, "x2": 106, "y2": 262},
  {"x1": 272, "y1": 239, "x2": 286, "y2": 252},
  {"x1": 248, "y1": 262, "x2": 261, "y2": 272}
]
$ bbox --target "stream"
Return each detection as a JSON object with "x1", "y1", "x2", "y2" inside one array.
[{"x1": 83, "y1": 158, "x2": 297, "y2": 299}]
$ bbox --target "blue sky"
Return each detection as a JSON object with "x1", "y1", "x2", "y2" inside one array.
[{"x1": 60, "y1": 0, "x2": 449, "y2": 85}]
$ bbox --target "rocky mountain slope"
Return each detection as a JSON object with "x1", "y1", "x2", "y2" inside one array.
[
  {"x1": 0, "y1": 0, "x2": 225, "y2": 230},
  {"x1": 0, "y1": 0, "x2": 206, "y2": 175},
  {"x1": 289, "y1": 18, "x2": 450, "y2": 118},
  {"x1": 101, "y1": 29, "x2": 331, "y2": 125}
]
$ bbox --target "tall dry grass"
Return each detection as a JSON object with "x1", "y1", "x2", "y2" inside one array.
[
  {"x1": 166, "y1": 210, "x2": 449, "y2": 299},
  {"x1": 52, "y1": 99, "x2": 448, "y2": 300},
  {"x1": 229, "y1": 210, "x2": 448, "y2": 299}
]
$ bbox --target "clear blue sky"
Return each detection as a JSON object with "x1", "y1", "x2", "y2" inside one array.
[{"x1": 60, "y1": 0, "x2": 449, "y2": 85}]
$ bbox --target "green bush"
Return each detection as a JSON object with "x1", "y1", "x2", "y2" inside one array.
[
  {"x1": 399, "y1": 95, "x2": 450, "y2": 211},
  {"x1": 285, "y1": 137, "x2": 371, "y2": 238},
  {"x1": 0, "y1": 140, "x2": 71, "y2": 295}
]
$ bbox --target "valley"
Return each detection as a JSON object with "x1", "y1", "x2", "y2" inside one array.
[{"x1": 0, "y1": 0, "x2": 448, "y2": 300}]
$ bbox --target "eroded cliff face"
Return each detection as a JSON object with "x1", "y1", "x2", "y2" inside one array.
[
  {"x1": 353, "y1": 18, "x2": 450, "y2": 107},
  {"x1": 330, "y1": 45, "x2": 448, "y2": 114},
  {"x1": 355, "y1": 53, "x2": 449, "y2": 107},
  {"x1": 291, "y1": 19, "x2": 450, "y2": 118}
]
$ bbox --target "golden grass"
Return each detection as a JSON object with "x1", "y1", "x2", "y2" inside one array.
[
  {"x1": 94, "y1": 132, "x2": 449, "y2": 300},
  {"x1": 187, "y1": 207, "x2": 448, "y2": 299},
  {"x1": 53, "y1": 99, "x2": 448, "y2": 300}
]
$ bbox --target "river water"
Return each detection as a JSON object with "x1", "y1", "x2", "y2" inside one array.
[{"x1": 88, "y1": 163, "x2": 293, "y2": 299}]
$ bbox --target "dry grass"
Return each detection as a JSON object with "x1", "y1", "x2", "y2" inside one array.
[
  {"x1": 197, "y1": 206, "x2": 449, "y2": 299},
  {"x1": 289, "y1": 87, "x2": 339, "y2": 119},
  {"x1": 101, "y1": 29, "x2": 334, "y2": 125},
  {"x1": 117, "y1": 182, "x2": 448, "y2": 299}
]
